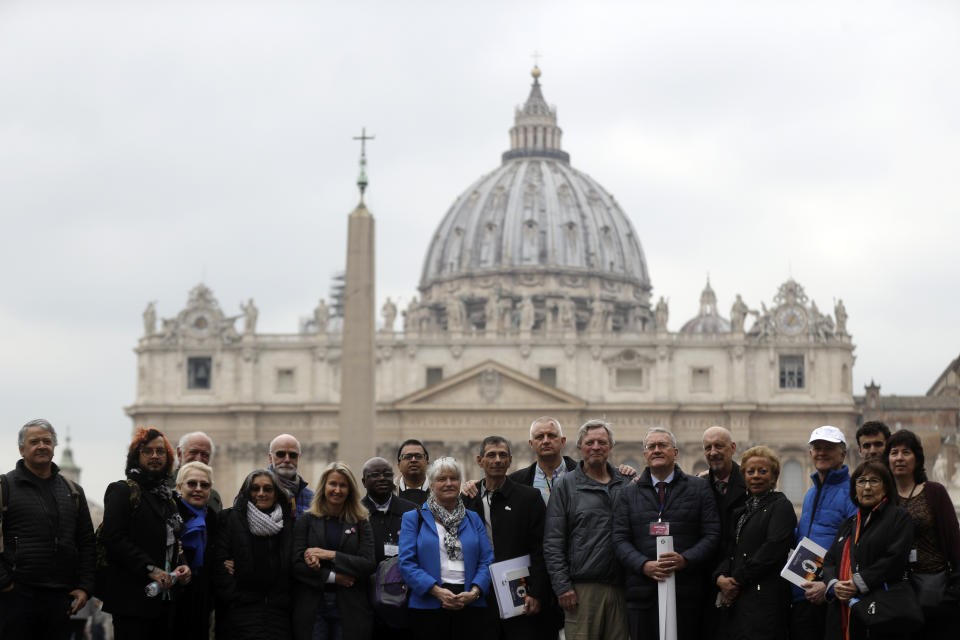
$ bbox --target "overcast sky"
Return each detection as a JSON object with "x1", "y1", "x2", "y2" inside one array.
[{"x1": 2, "y1": 0, "x2": 958, "y2": 502}]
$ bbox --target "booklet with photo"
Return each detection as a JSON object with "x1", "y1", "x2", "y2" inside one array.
[
  {"x1": 490, "y1": 555, "x2": 531, "y2": 619},
  {"x1": 780, "y1": 537, "x2": 828, "y2": 588}
]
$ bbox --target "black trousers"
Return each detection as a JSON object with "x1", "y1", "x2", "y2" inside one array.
[
  {"x1": 112, "y1": 604, "x2": 174, "y2": 640},
  {"x1": 789, "y1": 600, "x2": 826, "y2": 640},
  {"x1": 628, "y1": 599, "x2": 702, "y2": 640},
  {"x1": 0, "y1": 587, "x2": 73, "y2": 640},
  {"x1": 409, "y1": 604, "x2": 485, "y2": 640}
]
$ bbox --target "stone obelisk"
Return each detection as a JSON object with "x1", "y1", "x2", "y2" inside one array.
[{"x1": 339, "y1": 128, "x2": 376, "y2": 476}]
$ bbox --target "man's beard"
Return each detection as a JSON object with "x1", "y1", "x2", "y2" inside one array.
[{"x1": 274, "y1": 463, "x2": 297, "y2": 479}]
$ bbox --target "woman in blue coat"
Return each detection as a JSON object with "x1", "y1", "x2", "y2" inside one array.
[{"x1": 398, "y1": 456, "x2": 493, "y2": 640}]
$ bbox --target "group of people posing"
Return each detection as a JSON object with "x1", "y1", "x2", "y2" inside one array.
[{"x1": 1, "y1": 416, "x2": 958, "y2": 640}]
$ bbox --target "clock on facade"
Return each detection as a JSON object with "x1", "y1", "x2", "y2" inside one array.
[{"x1": 776, "y1": 305, "x2": 807, "y2": 335}]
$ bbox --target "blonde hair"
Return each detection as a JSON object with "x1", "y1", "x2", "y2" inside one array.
[
  {"x1": 309, "y1": 461, "x2": 369, "y2": 524},
  {"x1": 176, "y1": 460, "x2": 213, "y2": 488},
  {"x1": 739, "y1": 445, "x2": 781, "y2": 481}
]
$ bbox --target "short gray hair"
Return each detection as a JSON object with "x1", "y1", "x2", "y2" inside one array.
[
  {"x1": 268, "y1": 433, "x2": 302, "y2": 454},
  {"x1": 178, "y1": 431, "x2": 216, "y2": 459},
  {"x1": 529, "y1": 416, "x2": 564, "y2": 439},
  {"x1": 425, "y1": 456, "x2": 464, "y2": 484},
  {"x1": 176, "y1": 460, "x2": 214, "y2": 487},
  {"x1": 576, "y1": 419, "x2": 615, "y2": 448},
  {"x1": 643, "y1": 427, "x2": 678, "y2": 449},
  {"x1": 19, "y1": 418, "x2": 57, "y2": 447}
]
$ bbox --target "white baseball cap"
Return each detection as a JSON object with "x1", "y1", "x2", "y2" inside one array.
[{"x1": 808, "y1": 425, "x2": 846, "y2": 445}]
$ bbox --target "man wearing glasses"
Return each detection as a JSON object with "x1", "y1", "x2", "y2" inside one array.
[
  {"x1": 361, "y1": 457, "x2": 416, "y2": 639},
  {"x1": 612, "y1": 427, "x2": 720, "y2": 640},
  {"x1": 267, "y1": 434, "x2": 313, "y2": 516},
  {"x1": 395, "y1": 439, "x2": 430, "y2": 505}
]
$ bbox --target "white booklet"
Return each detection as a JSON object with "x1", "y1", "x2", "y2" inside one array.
[
  {"x1": 780, "y1": 536, "x2": 828, "y2": 588},
  {"x1": 489, "y1": 554, "x2": 531, "y2": 619}
]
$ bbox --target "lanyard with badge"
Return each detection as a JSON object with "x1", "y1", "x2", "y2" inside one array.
[{"x1": 649, "y1": 483, "x2": 670, "y2": 536}]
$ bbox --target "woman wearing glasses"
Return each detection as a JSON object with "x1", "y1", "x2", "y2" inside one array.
[
  {"x1": 820, "y1": 460, "x2": 914, "y2": 640},
  {"x1": 885, "y1": 430, "x2": 960, "y2": 639},
  {"x1": 213, "y1": 469, "x2": 295, "y2": 639},
  {"x1": 173, "y1": 461, "x2": 219, "y2": 639}
]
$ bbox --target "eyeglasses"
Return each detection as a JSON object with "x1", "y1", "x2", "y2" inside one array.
[
  {"x1": 273, "y1": 450, "x2": 299, "y2": 460},
  {"x1": 184, "y1": 480, "x2": 211, "y2": 490},
  {"x1": 644, "y1": 442, "x2": 673, "y2": 451},
  {"x1": 400, "y1": 453, "x2": 425, "y2": 461},
  {"x1": 365, "y1": 471, "x2": 394, "y2": 479},
  {"x1": 141, "y1": 447, "x2": 167, "y2": 457},
  {"x1": 855, "y1": 477, "x2": 883, "y2": 487},
  {"x1": 251, "y1": 485, "x2": 275, "y2": 494}
]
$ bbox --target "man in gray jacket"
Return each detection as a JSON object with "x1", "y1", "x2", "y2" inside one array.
[{"x1": 544, "y1": 419, "x2": 629, "y2": 640}]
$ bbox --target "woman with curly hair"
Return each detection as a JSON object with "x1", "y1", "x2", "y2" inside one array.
[{"x1": 99, "y1": 427, "x2": 192, "y2": 640}]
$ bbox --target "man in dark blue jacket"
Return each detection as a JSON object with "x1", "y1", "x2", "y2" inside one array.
[
  {"x1": 789, "y1": 425, "x2": 856, "y2": 640},
  {"x1": 613, "y1": 427, "x2": 720, "y2": 640},
  {"x1": 0, "y1": 419, "x2": 96, "y2": 640}
]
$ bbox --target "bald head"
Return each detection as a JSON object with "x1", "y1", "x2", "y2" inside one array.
[
  {"x1": 702, "y1": 426, "x2": 736, "y2": 477},
  {"x1": 361, "y1": 456, "x2": 394, "y2": 502}
]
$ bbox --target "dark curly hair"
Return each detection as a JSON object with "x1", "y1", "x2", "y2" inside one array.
[
  {"x1": 125, "y1": 427, "x2": 174, "y2": 475},
  {"x1": 883, "y1": 429, "x2": 927, "y2": 484}
]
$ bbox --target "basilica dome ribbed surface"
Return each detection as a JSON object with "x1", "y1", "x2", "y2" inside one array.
[{"x1": 419, "y1": 69, "x2": 651, "y2": 294}]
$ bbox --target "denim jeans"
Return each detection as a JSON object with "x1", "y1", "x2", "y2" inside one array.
[{"x1": 313, "y1": 592, "x2": 342, "y2": 640}]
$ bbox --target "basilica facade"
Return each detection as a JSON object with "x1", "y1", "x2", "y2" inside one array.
[{"x1": 127, "y1": 68, "x2": 858, "y2": 502}]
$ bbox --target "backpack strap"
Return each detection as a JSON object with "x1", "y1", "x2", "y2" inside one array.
[{"x1": 60, "y1": 476, "x2": 82, "y2": 512}]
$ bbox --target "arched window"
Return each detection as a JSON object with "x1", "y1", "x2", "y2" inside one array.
[{"x1": 782, "y1": 459, "x2": 804, "y2": 502}]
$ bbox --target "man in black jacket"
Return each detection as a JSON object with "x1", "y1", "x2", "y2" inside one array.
[
  {"x1": 0, "y1": 418, "x2": 96, "y2": 640},
  {"x1": 464, "y1": 436, "x2": 552, "y2": 640},
  {"x1": 613, "y1": 427, "x2": 720, "y2": 640},
  {"x1": 508, "y1": 416, "x2": 577, "y2": 504},
  {"x1": 361, "y1": 456, "x2": 416, "y2": 639},
  {"x1": 700, "y1": 425, "x2": 746, "y2": 639}
]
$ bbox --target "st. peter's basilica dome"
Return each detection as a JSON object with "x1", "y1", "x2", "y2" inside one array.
[{"x1": 415, "y1": 68, "x2": 652, "y2": 333}]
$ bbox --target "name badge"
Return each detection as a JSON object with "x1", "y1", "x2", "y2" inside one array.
[
  {"x1": 909, "y1": 548, "x2": 917, "y2": 563},
  {"x1": 384, "y1": 543, "x2": 399, "y2": 557},
  {"x1": 649, "y1": 522, "x2": 670, "y2": 536}
]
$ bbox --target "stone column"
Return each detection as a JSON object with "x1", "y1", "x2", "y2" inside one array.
[{"x1": 339, "y1": 201, "x2": 376, "y2": 476}]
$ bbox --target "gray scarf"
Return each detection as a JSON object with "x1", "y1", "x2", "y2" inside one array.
[
  {"x1": 426, "y1": 494, "x2": 466, "y2": 561},
  {"x1": 246, "y1": 503, "x2": 284, "y2": 537}
]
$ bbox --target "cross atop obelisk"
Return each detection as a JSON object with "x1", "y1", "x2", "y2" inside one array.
[{"x1": 353, "y1": 127, "x2": 375, "y2": 200}]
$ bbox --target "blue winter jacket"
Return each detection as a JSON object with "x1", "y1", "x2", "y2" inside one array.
[{"x1": 791, "y1": 465, "x2": 856, "y2": 602}]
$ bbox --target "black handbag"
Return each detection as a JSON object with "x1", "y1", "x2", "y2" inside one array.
[
  {"x1": 850, "y1": 580, "x2": 924, "y2": 629},
  {"x1": 909, "y1": 569, "x2": 948, "y2": 607}
]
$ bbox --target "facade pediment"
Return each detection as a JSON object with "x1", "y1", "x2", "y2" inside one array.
[{"x1": 393, "y1": 360, "x2": 586, "y2": 410}]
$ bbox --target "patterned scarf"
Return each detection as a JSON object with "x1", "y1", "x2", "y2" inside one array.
[
  {"x1": 734, "y1": 490, "x2": 775, "y2": 542},
  {"x1": 127, "y1": 467, "x2": 184, "y2": 561},
  {"x1": 427, "y1": 494, "x2": 466, "y2": 561},
  {"x1": 246, "y1": 503, "x2": 284, "y2": 536}
]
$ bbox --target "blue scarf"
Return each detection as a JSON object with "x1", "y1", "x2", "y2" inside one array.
[{"x1": 180, "y1": 499, "x2": 207, "y2": 570}]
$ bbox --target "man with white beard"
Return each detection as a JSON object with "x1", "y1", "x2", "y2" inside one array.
[{"x1": 267, "y1": 434, "x2": 314, "y2": 516}]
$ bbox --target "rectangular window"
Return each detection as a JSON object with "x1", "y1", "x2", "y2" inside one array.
[
  {"x1": 539, "y1": 367, "x2": 557, "y2": 387},
  {"x1": 779, "y1": 355, "x2": 805, "y2": 389},
  {"x1": 691, "y1": 367, "x2": 711, "y2": 392},
  {"x1": 276, "y1": 368, "x2": 295, "y2": 393},
  {"x1": 187, "y1": 357, "x2": 212, "y2": 390},
  {"x1": 616, "y1": 367, "x2": 644, "y2": 388},
  {"x1": 426, "y1": 367, "x2": 443, "y2": 388}
]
